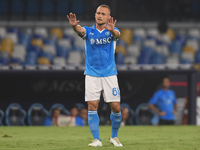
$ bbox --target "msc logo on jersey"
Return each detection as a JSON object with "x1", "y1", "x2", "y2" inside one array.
[
  {"x1": 90, "y1": 38, "x2": 95, "y2": 45},
  {"x1": 90, "y1": 37, "x2": 112, "y2": 45}
]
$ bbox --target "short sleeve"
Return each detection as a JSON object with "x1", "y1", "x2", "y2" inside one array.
[
  {"x1": 82, "y1": 26, "x2": 88, "y2": 39},
  {"x1": 149, "y1": 91, "x2": 159, "y2": 105}
]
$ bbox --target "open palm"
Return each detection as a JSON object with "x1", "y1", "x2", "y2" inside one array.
[
  {"x1": 67, "y1": 13, "x2": 79, "y2": 26},
  {"x1": 105, "y1": 17, "x2": 117, "y2": 31}
]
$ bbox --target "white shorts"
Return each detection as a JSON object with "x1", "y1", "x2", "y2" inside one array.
[{"x1": 85, "y1": 75, "x2": 120, "y2": 103}]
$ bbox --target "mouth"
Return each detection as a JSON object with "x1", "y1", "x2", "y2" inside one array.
[{"x1": 97, "y1": 18, "x2": 102, "y2": 21}]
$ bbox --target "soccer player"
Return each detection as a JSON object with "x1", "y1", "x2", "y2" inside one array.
[
  {"x1": 149, "y1": 77, "x2": 177, "y2": 125},
  {"x1": 67, "y1": 4, "x2": 123, "y2": 147}
]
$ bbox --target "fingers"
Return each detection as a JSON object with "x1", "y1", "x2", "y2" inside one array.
[
  {"x1": 108, "y1": 17, "x2": 116, "y2": 24},
  {"x1": 114, "y1": 19, "x2": 117, "y2": 25},
  {"x1": 68, "y1": 12, "x2": 77, "y2": 19}
]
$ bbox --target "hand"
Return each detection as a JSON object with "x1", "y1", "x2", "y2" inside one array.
[
  {"x1": 159, "y1": 111, "x2": 166, "y2": 116},
  {"x1": 67, "y1": 13, "x2": 79, "y2": 27},
  {"x1": 104, "y1": 17, "x2": 117, "y2": 32}
]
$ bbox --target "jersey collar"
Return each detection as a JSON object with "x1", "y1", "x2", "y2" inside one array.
[{"x1": 93, "y1": 24, "x2": 106, "y2": 33}]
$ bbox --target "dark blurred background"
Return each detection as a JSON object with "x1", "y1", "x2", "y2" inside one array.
[{"x1": 0, "y1": 0, "x2": 200, "y2": 21}]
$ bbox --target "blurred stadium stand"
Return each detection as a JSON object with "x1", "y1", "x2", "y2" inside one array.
[{"x1": 0, "y1": 22, "x2": 200, "y2": 66}]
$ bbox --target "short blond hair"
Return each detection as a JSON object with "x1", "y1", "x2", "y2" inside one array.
[{"x1": 98, "y1": 4, "x2": 111, "y2": 14}]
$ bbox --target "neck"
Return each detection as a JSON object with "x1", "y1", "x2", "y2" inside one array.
[
  {"x1": 96, "y1": 23, "x2": 106, "y2": 31},
  {"x1": 163, "y1": 88, "x2": 169, "y2": 91}
]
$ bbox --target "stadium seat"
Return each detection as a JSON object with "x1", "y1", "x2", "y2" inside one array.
[
  {"x1": 144, "y1": 39, "x2": 156, "y2": 49},
  {"x1": 40, "y1": 52, "x2": 54, "y2": 63},
  {"x1": 126, "y1": 44, "x2": 140, "y2": 57},
  {"x1": 155, "y1": 45, "x2": 169, "y2": 57},
  {"x1": 51, "y1": 28, "x2": 63, "y2": 39},
  {"x1": 135, "y1": 103, "x2": 159, "y2": 125},
  {"x1": 188, "y1": 28, "x2": 200, "y2": 41},
  {"x1": 150, "y1": 53, "x2": 166, "y2": 64},
  {"x1": 18, "y1": 33, "x2": 31, "y2": 49},
  {"x1": 169, "y1": 40, "x2": 183, "y2": 55},
  {"x1": 176, "y1": 32, "x2": 186, "y2": 46},
  {"x1": 28, "y1": 45, "x2": 41, "y2": 55},
  {"x1": 10, "y1": 58, "x2": 23, "y2": 65},
  {"x1": 120, "y1": 28, "x2": 133, "y2": 45},
  {"x1": 38, "y1": 57, "x2": 51, "y2": 65},
  {"x1": 56, "y1": 45, "x2": 69, "y2": 58},
  {"x1": 63, "y1": 35, "x2": 75, "y2": 46},
  {"x1": 165, "y1": 28, "x2": 175, "y2": 40},
  {"x1": 7, "y1": 27, "x2": 19, "y2": 34},
  {"x1": 0, "y1": 38, "x2": 14, "y2": 55},
  {"x1": 115, "y1": 52, "x2": 124, "y2": 65},
  {"x1": 49, "y1": 103, "x2": 70, "y2": 116},
  {"x1": 0, "y1": 57, "x2": 9, "y2": 65},
  {"x1": 43, "y1": 38, "x2": 57, "y2": 46},
  {"x1": 0, "y1": 109, "x2": 4, "y2": 126},
  {"x1": 43, "y1": 45, "x2": 56, "y2": 56},
  {"x1": 195, "y1": 50, "x2": 200, "y2": 63},
  {"x1": 181, "y1": 52, "x2": 194, "y2": 62},
  {"x1": 124, "y1": 56, "x2": 137, "y2": 64},
  {"x1": 53, "y1": 57, "x2": 66, "y2": 65},
  {"x1": 133, "y1": 28, "x2": 146, "y2": 45},
  {"x1": 156, "y1": 34, "x2": 171, "y2": 46},
  {"x1": 183, "y1": 46, "x2": 196, "y2": 56},
  {"x1": 28, "y1": 103, "x2": 48, "y2": 126},
  {"x1": 74, "y1": 37, "x2": 84, "y2": 50},
  {"x1": 31, "y1": 39, "x2": 44, "y2": 49},
  {"x1": 180, "y1": 59, "x2": 193, "y2": 64},
  {"x1": 25, "y1": 52, "x2": 38, "y2": 65},
  {"x1": 120, "y1": 103, "x2": 135, "y2": 125},
  {"x1": 166, "y1": 57, "x2": 179, "y2": 64},
  {"x1": 12, "y1": 45, "x2": 26, "y2": 62},
  {"x1": 34, "y1": 27, "x2": 48, "y2": 39},
  {"x1": 186, "y1": 39, "x2": 199, "y2": 51},
  {"x1": 0, "y1": 51, "x2": 9, "y2": 59},
  {"x1": 147, "y1": 28, "x2": 159, "y2": 40},
  {"x1": 57, "y1": 39, "x2": 72, "y2": 49},
  {"x1": 116, "y1": 46, "x2": 126, "y2": 56},
  {"x1": 5, "y1": 33, "x2": 18, "y2": 44},
  {"x1": 63, "y1": 28, "x2": 77, "y2": 38},
  {"x1": 68, "y1": 51, "x2": 82, "y2": 64},
  {"x1": 5, "y1": 103, "x2": 26, "y2": 126},
  {"x1": 138, "y1": 46, "x2": 155, "y2": 64},
  {"x1": 0, "y1": 27, "x2": 6, "y2": 37}
]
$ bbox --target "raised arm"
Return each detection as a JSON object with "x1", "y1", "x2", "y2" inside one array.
[
  {"x1": 104, "y1": 17, "x2": 120, "y2": 39},
  {"x1": 67, "y1": 13, "x2": 86, "y2": 37}
]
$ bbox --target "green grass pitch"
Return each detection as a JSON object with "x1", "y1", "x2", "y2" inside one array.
[{"x1": 0, "y1": 126, "x2": 200, "y2": 150}]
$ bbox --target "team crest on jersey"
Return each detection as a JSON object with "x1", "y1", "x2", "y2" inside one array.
[
  {"x1": 105, "y1": 31, "x2": 110, "y2": 36},
  {"x1": 90, "y1": 38, "x2": 95, "y2": 45}
]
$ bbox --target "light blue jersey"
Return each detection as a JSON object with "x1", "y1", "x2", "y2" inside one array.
[
  {"x1": 82, "y1": 24, "x2": 120, "y2": 77},
  {"x1": 149, "y1": 89, "x2": 177, "y2": 120}
]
